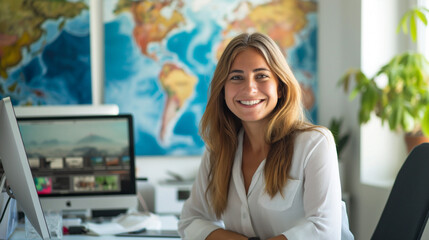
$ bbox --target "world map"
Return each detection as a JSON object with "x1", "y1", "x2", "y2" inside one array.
[
  {"x1": 104, "y1": 0, "x2": 318, "y2": 155},
  {"x1": 0, "y1": 0, "x2": 317, "y2": 156}
]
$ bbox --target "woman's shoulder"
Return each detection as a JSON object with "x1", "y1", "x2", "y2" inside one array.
[
  {"x1": 295, "y1": 126, "x2": 334, "y2": 147},
  {"x1": 292, "y1": 126, "x2": 336, "y2": 166}
]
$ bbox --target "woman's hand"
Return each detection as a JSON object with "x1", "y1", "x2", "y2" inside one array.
[
  {"x1": 206, "y1": 229, "x2": 248, "y2": 240},
  {"x1": 206, "y1": 229, "x2": 288, "y2": 240},
  {"x1": 267, "y1": 235, "x2": 288, "y2": 240}
]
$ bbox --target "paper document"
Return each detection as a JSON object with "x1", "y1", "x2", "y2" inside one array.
[
  {"x1": 158, "y1": 215, "x2": 179, "y2": 230},
  {"x1": 86, "y1": 212, "x2": 161, "y2": 235}
]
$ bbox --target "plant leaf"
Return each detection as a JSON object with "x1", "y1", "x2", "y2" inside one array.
[
  {"x1": 338, "y1": 69, "x2": 362, "y2": 91},
  {"x1": 349, "y1": 88, "x2": 360, "y2": 100},
  {"x1": 410, "y1": 14, "x2": 417, "y2": 42},
  {"x1": 416, "y1": 9, "x2": 428, "y2": 26},
  {"x1": 338, "y1": 72, "x2": 351, "y2": 91},
  {"x1": 422, "y1": 105, "x2": 429, "y2": 137},
  {"x1": 397, "y1": 7, "x2": 429, "y2": 41},
  {"x1": 402, "y1": 109, "x2": 415, "y2": 133},
  {"x1": 359, "y1": 88, "x2": 377, "y2": 124},
  {"x1": 397, "y1": 11, "x2": 409, "y2": 34},
  {"x1": 337, "y1": 134, "x2": 350, "y2": 156},
  {"x1": 388, "y1": 101, "x2": 403, "y2": 131}
]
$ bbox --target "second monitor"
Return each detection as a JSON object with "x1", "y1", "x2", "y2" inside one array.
[{"x1": 16, "y1": 115, "x2": 137, "y2": 217}]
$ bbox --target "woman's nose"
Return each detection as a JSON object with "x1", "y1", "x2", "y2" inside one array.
[{"x1": 243, "y1": 78, "x2": 257, "y2": 92}]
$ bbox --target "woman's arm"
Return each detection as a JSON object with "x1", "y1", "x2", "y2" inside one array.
[
  {"x1": 282, "y1": 129, "x2": 342, "y2": 239},
  {"x1": 207, "y1": 229, "x2": 288, "y2": 240},
  {"x1": 206, "y1": 229, "x2": 248, "y2": 240},
  {"x1": 267, "y1": 235, "x2": 288, "y2": 240},
  {"x1": 178, "y1": 150, "x2": 225, "y2": 239}
]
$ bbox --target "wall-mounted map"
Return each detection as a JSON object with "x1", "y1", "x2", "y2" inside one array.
[
  {"x1": 104, "y1": 0, "x2": 318, "y2": 156},
  {"x1": 0, "y1": 0, "x2": 91, "y2": 105},
  {"x1": 0, "y1": 0, "x2": 317, "y2": 157}
]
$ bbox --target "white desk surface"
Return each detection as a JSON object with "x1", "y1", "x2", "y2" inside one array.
[
  {"x1": 10, "y1": 214, "x2": 181, "y2": 239},
  {"x1": 10, "y1": 226, "x2": 181, "y2": 239}
]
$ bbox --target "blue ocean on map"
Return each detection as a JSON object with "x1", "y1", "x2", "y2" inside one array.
[{"x1": 2, "y1": 8, "x2": 91, "y2": 105}]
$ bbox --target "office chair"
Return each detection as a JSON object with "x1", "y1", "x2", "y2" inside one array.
[{"x1": 371, "y1": 143, "x2": 429, "y2": 240}]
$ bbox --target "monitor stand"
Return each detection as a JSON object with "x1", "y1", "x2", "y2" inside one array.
[
  {"x1": 61, "y1": 208, "x2": 128, "y2": 221},
  {"x1": 0, "y1": 174, "x2": 16, "y2": 206},
  {"x1": 61, "y1": 209, "x2": 91, "y2": 219},
  {"x1": 91, "y1": 209, "x2": 128, "y2": 218}
]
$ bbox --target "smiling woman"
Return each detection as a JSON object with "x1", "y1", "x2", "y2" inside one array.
[
  {"x1": 178, "y1": 32, "x2": 354, "y2": 240},
  {"x1": 224, "y1": 48, "x2": 279, "y2": 125}
]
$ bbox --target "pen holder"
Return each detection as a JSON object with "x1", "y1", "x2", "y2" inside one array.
[{"x1": 25, "y1": 210, "x2": 63, "y2": 240}]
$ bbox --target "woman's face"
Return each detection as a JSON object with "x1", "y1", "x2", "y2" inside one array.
[{"x1": 224, "y1": 48, "x2": 280, "y2": 126}]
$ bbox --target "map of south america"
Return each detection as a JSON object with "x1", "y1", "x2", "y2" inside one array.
[{"x1": 114, "y1": 0, "x2": 199, "y2": 143}]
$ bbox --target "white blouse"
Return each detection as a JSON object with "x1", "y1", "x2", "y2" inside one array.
[{"x1": 178, "y1": 128, "x2": 342, "y2": 240}]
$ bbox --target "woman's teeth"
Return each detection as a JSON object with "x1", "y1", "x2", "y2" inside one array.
[{"x1": 240, "y1": 100, "x2": 261, "y2": 106}]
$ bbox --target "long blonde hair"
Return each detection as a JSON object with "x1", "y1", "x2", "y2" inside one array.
[{"x1": 200, "y1": 32, "x2": 315, "y2": 218}]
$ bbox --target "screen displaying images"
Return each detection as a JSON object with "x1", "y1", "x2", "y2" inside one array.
[{"x1": 0, "y1": 115, "x2": 135, "y2": 197}]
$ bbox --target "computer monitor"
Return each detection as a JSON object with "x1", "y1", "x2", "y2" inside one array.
[
  {"x1": 0, "y1": 97, "x2": 50, "y2": 239},
  {"x1": 11, "y1": 114, "x2": 137, "y2": 217}
]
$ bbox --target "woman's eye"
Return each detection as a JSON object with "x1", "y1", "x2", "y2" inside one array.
[
  {"x1": 256, "y1": 74, "x2": 268, "y2": 79},
  {"x1": 230, "y1": 75, "x2": 243, "y2": 80}
]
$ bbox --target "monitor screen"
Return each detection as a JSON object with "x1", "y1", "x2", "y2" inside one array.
[{"x1": 3, "y1": 115, "x2": 137, "y2": 216}]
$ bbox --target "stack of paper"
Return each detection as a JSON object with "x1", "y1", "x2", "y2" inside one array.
[{"x1": 86, "y1": 212, "x2": 161, "y2": 235}]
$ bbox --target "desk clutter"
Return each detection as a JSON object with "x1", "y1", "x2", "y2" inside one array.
[
  {"x1": 25, "y1": 211, "x2": 63, "y2": 239},
  {"x1": 9, "y1": 209, "x2": 180, "y2": 239},
  {"x1": 85, "y1": 211, "x2": 161, "y2": 235},
  {"x1": 68, "y1": 209, "x2": 179, "y2": 237}
]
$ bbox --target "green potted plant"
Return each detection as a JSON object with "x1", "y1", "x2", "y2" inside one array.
[
  {"x1": 329, "y1": 117, "x2": 351, "y2": 161},
  {"x1": 328, "y1": 117, "x2": 350, "y2": 192},
  {"x1": 338, "y1": 6, "x2": 429, "y2": 152}
]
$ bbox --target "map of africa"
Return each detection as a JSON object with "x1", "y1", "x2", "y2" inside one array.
[{"x1": 0, "y1": 0, "x2": 317, "y2": 156}]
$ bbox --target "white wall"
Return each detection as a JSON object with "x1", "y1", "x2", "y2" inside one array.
[
  {"x1": 135, "y1": 156, "x2": 201, "y2": 183},
  {"x1": 360, "y1": 0, "x2": 409, "y2": 188},
  {"x1": 318, "y1": 0, "x2": 362, "y2": 237}
]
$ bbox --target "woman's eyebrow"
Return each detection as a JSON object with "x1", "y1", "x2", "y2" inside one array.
[
  {"x1": 229, "y1": 69, "x2": 244, "y2": 74},
  {"x1": 229, "y1": 68, "x2": 270, "y2": 74},
  {"x1": 253, "y1": 68, "x2": 270, "y2": 72}
]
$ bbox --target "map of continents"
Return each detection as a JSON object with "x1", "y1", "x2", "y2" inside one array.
[
  {"x1": 104, "y1": 0, "x2": 317, "y2": 156},
  {"x1": 0, "y1": 0, "x2": 91, "y2": 105}
]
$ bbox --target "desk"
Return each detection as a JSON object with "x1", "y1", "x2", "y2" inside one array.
[
  {"x1": 10, "y1": 225, "x2": 181, "y2": 239},
  {"x1": 10, "y1": 214, "x2": 181, "y2": 239}
]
